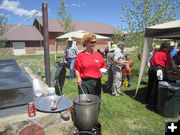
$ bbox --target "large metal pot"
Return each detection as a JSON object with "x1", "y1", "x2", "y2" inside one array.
[{"x1": 73, "y1": 94, "x2": 100, "y2": 131}]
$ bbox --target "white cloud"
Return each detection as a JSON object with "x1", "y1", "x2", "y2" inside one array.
[
  {"x1": 71, "y1": 4, "x2": 81, "y2": 7},
  {"x1": 70, "y1": 3, "x2": 85, "y2": 7},
  {"x1": 0, "y1": 0, "x2": 42, "y2": 16}
]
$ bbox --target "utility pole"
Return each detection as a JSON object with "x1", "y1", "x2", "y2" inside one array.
[{"x1": 42, "y1": 2, "x2": 51, "y2": 87}]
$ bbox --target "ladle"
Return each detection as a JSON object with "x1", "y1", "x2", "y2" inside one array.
[
  {"x1": 51, "y1": 96, "x2": 63, "y2": 110},
  {"x1": 79, "y1": 85, "x2": 90, "y2": 102}
]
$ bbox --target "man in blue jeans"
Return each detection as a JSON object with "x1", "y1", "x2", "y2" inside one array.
[{"x1": 64, "y1": 38, "x2": 79, "y2": 80}]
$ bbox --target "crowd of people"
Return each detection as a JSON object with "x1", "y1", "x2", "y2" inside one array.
[
  {"x1": 63, "y1": 35, "x2": 135, "y2": 98},
  {"x1": 61, "y1": 34, "x2": 180, "y2": 127},
  {"x1": 63, "y1": 34, "x2": 180, "y2": 101},
  {"x1": 145, "y1": 41, "x2": 180, "y2": 106}
]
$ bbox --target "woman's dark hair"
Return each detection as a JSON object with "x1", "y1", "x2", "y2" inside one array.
[{"x1": 159, "y1": 42, "x2": 170, "y2": 50}]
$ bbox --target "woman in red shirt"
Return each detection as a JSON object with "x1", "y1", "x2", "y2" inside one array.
[
  {"x1": 74, "y1": 33, "x2": 106, "y2": 98},
  {"x1": 145, "y1": 42, "x2": 171, "y2": 105}
]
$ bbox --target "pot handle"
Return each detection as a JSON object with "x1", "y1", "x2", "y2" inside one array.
[{"x1": 97, "y1": 98, "x2": 101, "y2": 104}]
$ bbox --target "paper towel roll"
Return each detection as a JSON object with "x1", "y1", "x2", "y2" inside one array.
[{"x1": 33, "y1": 78, "x2": 43, "y2": 97}]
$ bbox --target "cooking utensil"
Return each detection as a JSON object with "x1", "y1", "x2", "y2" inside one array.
[
  {"x1": 51, "y1": 100, "x2": 57, "y2": 110},
  {"x1": 79, "y1": 85, "x2": 90, "y2": 102},
  {"x1": 51, "y1": 96, "x2": 63, "y2": 110}
]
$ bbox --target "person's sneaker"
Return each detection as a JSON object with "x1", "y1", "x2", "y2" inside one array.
[
  {"x1": 112, "y1": 92, "x2": 120, "y2": 97},
  {"x1": 68, "y1": 78, "x2": 72, "y2": 80},
  {"x1": 115, "y1": 93, "x2": 120, "y2": 97}
]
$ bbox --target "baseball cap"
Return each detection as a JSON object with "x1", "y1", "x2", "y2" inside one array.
[
  {"x1": 118, "y1": 41, "x2": 125, "y2": 46},
  {"x1": 67, "y1": 37, "x2": 73, "y2": 42}
]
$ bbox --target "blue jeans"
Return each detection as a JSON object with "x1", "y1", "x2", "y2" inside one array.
[
  {"x1": 122, "y1": 75, "x2": 131, "y2": 87},
  {"x1": 67, "y1": 58, "x2": 75, "y2": 79}
]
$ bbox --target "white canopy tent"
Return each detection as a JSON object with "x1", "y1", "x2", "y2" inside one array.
[
  {"x1": 56, "y1": 30, "x2": 112, "y2": 42},
  {"x1": 55, "y1": 30, "x2": 112, "y2": 61},
  {"x1": 135, "y1": 20, "x2": 180, "y2": 97}
]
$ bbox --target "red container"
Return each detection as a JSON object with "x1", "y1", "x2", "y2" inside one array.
[{"x1": 28, "y1": 102, "x2": 36, "y2": 117}]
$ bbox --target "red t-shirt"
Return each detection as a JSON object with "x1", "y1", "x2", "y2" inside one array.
[
  {"x1": 151, "y1": 49, "x2": 171, "y2": 68},
  {"x1": 74, "y1": 51, "x2": 106, "y2": 78}
]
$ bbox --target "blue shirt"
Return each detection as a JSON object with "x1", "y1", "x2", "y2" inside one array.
[{"x1": 170, "y1": 49, "x2": 177, "y2": 59}]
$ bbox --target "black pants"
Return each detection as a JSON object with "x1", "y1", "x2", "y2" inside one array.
[
  {"x1": 78, "y1": 78, "x2": 101, "y2": 98},
  {"x1": 145, "y1": 66, "x2": 164, "y2": 105}
]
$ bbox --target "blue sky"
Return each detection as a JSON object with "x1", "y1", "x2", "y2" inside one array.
[{"x1": 0, "y1": 0, "x2": 180, "y2": 29}]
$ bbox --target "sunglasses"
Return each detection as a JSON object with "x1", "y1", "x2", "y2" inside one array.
[{"x1": 88, "y1": 41, "x2": 96, "y2": 44}]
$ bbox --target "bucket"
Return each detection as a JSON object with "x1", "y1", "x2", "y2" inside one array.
[
  {"x1": 158, "y1": 81, "x2": 180, "y2": 118},
  {"x1": 73, "y1": 94, "x2": 100, "y2": 131}
]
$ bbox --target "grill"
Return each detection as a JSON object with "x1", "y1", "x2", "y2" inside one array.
[{"x1": 0, "y1": 60, "x2": 33, "y2": 117}]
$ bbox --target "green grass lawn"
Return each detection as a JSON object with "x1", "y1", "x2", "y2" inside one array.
[{"x1": 1, "y1": 52, "x2": 180, "y2": 135}]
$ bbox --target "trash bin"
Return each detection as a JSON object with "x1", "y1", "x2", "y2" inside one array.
[
  {"x1": 51, "y1": 62, "x2": 66, "y2": 96},
  {"x1": 157, "y1": 81, "x2": 180, "y2": 118}
]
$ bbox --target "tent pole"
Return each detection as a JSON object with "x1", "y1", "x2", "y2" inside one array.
[
  {"x1": 55, "y1": 41, "x2": 57, "y2": 62},
  {"x1": 135, "y1": 37, "x2": 152, "y2": 97}
]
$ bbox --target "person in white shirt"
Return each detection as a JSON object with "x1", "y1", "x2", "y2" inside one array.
[{"x1": 64, "y1": 37, "x2": 79, "y2": 80}]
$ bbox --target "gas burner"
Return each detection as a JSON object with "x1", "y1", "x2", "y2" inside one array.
[{"x1": 74, "y1": 122, "x2": 102, "y2": 135}]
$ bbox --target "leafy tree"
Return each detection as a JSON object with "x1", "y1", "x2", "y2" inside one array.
[
  {"x1": 57, "y1": 0, "x2": 75, "y2": 34},
  {"x1": 118, "y1": 0, "x2": 180, "y2": 49},
  {"x1": 112, "y1": 31, "x2": 126, "y2": 43},
  {"x1": 0, "y1": 15, "x2": 7, "y2": 48}
]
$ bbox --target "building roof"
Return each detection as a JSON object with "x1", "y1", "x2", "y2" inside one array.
[
  {"x1": 1, "y1": 25, "x2": 43, "y2": 41},
  {"x1": 34, "y1": 18, "x2": 125, "y2": 35}
]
